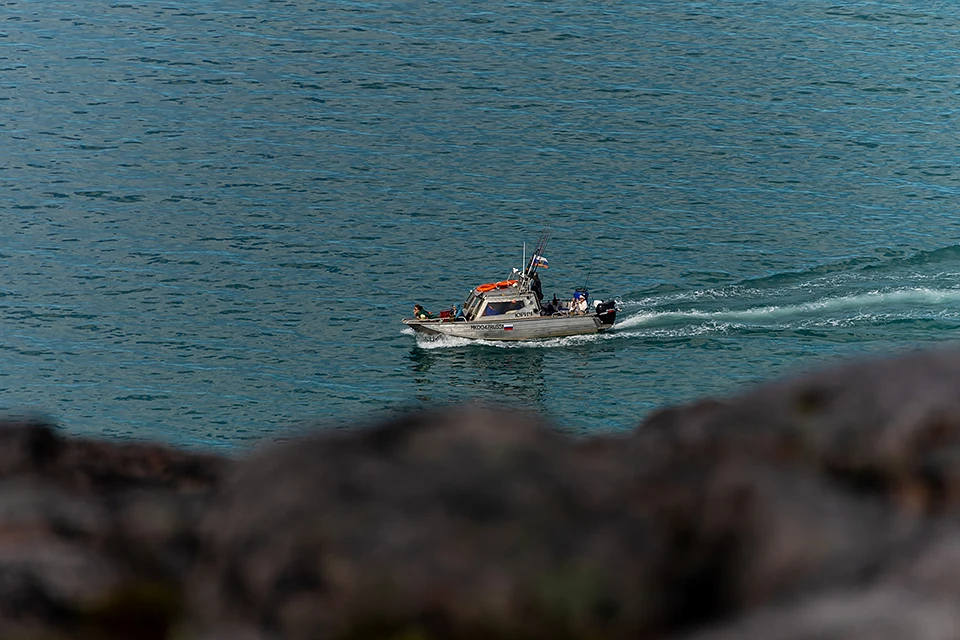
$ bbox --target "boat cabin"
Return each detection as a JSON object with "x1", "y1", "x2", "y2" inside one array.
[{"x1": 462, "y1": 281, "x2": 541, "y2": 322}]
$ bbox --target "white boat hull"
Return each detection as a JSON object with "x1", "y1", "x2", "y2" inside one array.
[{"x1": 404, "y1": 314, "x2": 609, "y2": 341}]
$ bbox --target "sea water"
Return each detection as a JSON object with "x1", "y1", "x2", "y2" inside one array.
[{"x1": 3, "y1": 1, "x2": 960, "y2": 449}]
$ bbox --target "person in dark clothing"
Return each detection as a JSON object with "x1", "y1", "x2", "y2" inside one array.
[
  {"x1": 413, "y1": 304, "x2": 435, "y2": 319},
  {"x1": 542, "y1": 293, "x2": 559, "y2": 315},
  {"x1": 531, "y1": 272, "x2": 543, "y2": 302}
]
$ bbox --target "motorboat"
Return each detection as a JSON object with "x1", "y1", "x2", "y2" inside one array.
[{"x1": 402, "y1": 231, "x2": 617, "y2": 341}]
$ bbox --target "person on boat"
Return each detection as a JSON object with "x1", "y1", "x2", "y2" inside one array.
[
  {"x1": 571, "y1": 291, "x2": 588, "y2": 315},
  {"x1": 531, "y1": 272, "x2": 543, "y2": 302},
  {"x1": 541, "y1": 294, "x2": 560, "y2": 315},
  {"x1": 541, "y1": 294, "x2": 557, "y2": 315},
  {"x1": 413, "y1": 304, "x2": 435, "y2": 320}
]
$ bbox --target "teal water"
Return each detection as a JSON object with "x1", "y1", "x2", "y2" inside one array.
[{"x1": 3, "y1": 1, "x2": 960, "y2": 449}]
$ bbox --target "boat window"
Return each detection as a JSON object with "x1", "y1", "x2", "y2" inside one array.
[{"x1": 483, "y1": 300, "x2": 526, "y2": 316}]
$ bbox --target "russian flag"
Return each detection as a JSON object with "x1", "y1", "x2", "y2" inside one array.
[
  {"x1": 503, "y1": 324, "x2": 514, "y2": 331},
  {"x1": 533, "y1": 254, "x2": 548, "y2": 269}
]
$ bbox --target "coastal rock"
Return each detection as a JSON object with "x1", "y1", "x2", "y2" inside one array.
[
  {"x1": 0, "y1": 418, "x2": 228, "y2": 639},
  {"x1": 193, "y1": 407, "x2": 659, "y2": 638},
  {"x1": 7, "y1": 347, "x2": 960, "y2": 637},
  {"x1": 680, "y1": 588, "x2": 960, "y2": 640},
  {"x1": 191, "y1": 405, "x2": 915, "y2": 639},
  {"x1": 640, "y1": 346, "x2": 960, "y2": 514}
]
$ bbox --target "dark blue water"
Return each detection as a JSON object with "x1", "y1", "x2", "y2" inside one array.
[{"x1": 3, "y1": 1, "x2": 960, "y2": 449}]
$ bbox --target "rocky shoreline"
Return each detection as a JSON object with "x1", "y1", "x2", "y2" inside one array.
[{"x1": 8, "y1": 346, "x2": 960, "y2": 639}]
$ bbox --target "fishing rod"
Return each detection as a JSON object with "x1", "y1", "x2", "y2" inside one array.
[{"x1": 525, "y1": 227, "x2": 551, "y2": 277}]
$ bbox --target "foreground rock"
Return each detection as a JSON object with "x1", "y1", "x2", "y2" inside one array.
[
  {"x1": 0, "y1": 419, "x2": 227, "y2": 639},
  {"x1": 641, "y1": 346, "x2": 960, "y2": 520},
  {"x1": 192, "y1": 409, "x2": 919, "y2": 640},
  {"x1": 9, "y1": 347, "x2": 960, "y2": 637}
]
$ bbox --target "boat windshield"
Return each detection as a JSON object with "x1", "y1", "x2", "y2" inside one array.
[{"x1": 463, "y1": 292, "x2": 482, "y2": 320}]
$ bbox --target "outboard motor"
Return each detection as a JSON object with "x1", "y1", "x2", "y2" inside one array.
[{"x1": 595, "y1": 298, "x2": 618, "y2": 326}]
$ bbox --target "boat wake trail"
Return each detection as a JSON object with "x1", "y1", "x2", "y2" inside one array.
[
  {"x1": 614, "y1": 286, "x2": 960, "y2": 340},
  {"x1": 412, "y1": 330, "x2": 602, "y2": 350}
]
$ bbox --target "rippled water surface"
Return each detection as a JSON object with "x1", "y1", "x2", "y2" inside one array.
[{"x1": 4, "y1": 1, "x2": 960, "y2": 449}]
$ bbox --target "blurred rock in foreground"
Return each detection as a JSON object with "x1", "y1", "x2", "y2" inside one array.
[{"x1": 11, "y1": 347, "x2": 960, "y2": 638}]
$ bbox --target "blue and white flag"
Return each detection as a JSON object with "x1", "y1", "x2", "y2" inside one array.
[{"x1": 533, "y1": 254, "x2": 549, "y2": 269}]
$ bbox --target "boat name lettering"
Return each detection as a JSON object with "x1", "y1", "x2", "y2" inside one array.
[
  {"x1": 472, "y1": 324, "x2": 503, "y2": 330},
  {"x1": 515, "y1": 312, "x2": 535, "y2": 317}
]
